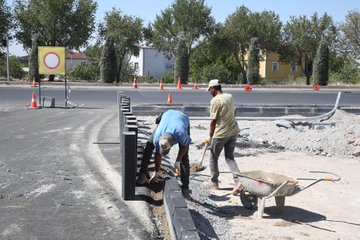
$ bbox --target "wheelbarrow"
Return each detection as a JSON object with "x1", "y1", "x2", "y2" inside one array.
[{"x1": 234, "y1": 170, "x2": 341, "y2": 218}]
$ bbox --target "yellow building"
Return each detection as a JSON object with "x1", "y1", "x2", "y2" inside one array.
[{"x1": 259, "y1": 51, "x2": 304, "y2": 80}]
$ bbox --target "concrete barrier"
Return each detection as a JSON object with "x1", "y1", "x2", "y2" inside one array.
[{"x1": 164, "y1": 177, "x2": 200, "y2": 240}]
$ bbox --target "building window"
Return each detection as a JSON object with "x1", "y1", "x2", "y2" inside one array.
[
  {"x1": 134, "y1": 62, "x2": 139, "y2": 71},
  {"x1": 291, "y1": 63, "x2": 297, "y2": 72},
  {"x1": 272, "y1": 62, "x2": 279, "y2": 71}
]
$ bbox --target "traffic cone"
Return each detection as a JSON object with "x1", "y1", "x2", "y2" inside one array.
[
  {"x1": 29, "y1": 91, "x2": 38, "y2": 109},
  {"x1": 244, "y1": 85, "x2": 252, "y2": 92},
  {"x1": 132, "y1": 77, "x2": 138, "y2": 89},
  {"x1": 177, "y1": 77, "x2": 182, "y2": 89},
  {"x1": 313, "y1": 84, "x2": 320, "y2": 91},
  {"x1": 31, "y1": 77, "x2": 37, "y2": 87},
  {"x1": 167, "y1": 93, "x2": 173, "y2": 104},
  {"x1": 193, "y1": 80, "x2": 199, "y2": 89},
  {"x1": 159, "y1": 79, "x2": 164, "y2": 91}
]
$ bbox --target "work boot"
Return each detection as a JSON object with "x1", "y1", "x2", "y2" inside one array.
[
  {"x1": 136, "y1": 172, "x2": 148, "y2": 185},
  {"x1": 182, "y1": 188, "x2": 192, "y2": 200},
  {"x1": 203, "y1": 180, "x2": 219, "y2": 190}
]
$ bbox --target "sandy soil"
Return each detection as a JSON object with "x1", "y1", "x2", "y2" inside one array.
[{"x1": 140, "y1": 110, "x2": 360, "y2": 240}]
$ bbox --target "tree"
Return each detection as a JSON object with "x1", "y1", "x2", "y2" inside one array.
[
  {"x1": 312, "y1": 37, "x2": 329, "y2": 85},
  {"x1": 14, "y1": 0, "x2": 97, "y2": 80},
  {"x1": 146, "y1": 0, "x2": 216, "y2": 84},
  {"x1": 28, "y1": 32, "x2": 39, "y2": 81},
  {"x1": 339, "y1": 10, "x2": 360, "y2": 60},
  {"x1": 14, "y1": 0, "x2": 97, "y2": 50},
  {"x1": 100, "y1": 36, "x2": 117, "y2": 83},
  {"x1": 0, "y1": 55, "x2": 25, "y2": 79},
  {"x1": 222, "y1": 6, "x2": 282, "y2": 83},
  {"x1": 99, "y1": 8, "x2": 143, "y2": 83},
  {"x1": 279, "y1": 13, "x2": 336, "y2": 85},
  {"x1": 0, "y1": 0, "x2": 12, "y2": 58},
  {"x1": 246, "y1": 38, "x2": 260, "y2": 84}
]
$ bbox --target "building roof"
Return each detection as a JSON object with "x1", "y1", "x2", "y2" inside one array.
[
  {"x1": 18, "y1": 51, "x2": 87, "y2": 61},
  {"x1": 66, "y1": 52, "x2": 87, "y2": 60}
]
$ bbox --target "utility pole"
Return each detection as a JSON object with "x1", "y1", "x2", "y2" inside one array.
[{"x1": 6, "y1": 35, "x2": 10, "y2": 82}]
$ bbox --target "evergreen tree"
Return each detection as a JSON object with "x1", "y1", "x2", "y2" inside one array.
[
  {"x1": 246, "y1": 38, "x2": 260, "y2": 84},
  {"x1": 176, "y1": 40, "x2": 189, "y2": 83},
  {"x1": 100, "y1": 36, "x2": 117, "y2": 83},
  {"x1": 312, "y1": 37, "x2": 329, "y2": 86},
  {"x1": 28, "y1": 33, "x2": 39, "y2": 81}
]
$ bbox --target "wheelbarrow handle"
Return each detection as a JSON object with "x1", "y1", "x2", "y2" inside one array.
[
  {"x1": 309, "y1": 170, "x2": 341, "y2": 181},
  {"x1": 297, "y1": 171, "x2": 341, "y2": 193}
]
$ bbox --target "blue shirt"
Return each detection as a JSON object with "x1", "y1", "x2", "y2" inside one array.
[{"x1": 152, "y1": 110, "x2": 192, "y2": 150}]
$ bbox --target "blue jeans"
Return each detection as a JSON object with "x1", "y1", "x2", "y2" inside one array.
[{"x1": 209, "y1": 135, "x2": 240, "y2": 183}]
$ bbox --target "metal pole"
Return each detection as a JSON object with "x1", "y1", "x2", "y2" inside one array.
[
  {"x1": 38, "y1": 79, "x2": 42, "y2": 108},
  {"x1": 6, "y1": 35, "x2": 9, "y2": 82},
  {"x1": 65, "y1": 74, "x2": 68, "y2": 108}
]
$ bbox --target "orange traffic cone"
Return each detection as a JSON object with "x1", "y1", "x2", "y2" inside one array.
[
  {"x1": 159, "y1": 79, "x2": 164, "y2": 91},
  {"x1": 244, "y1": 85, "x2": 252, "y2": 92},
  {"x1": 31, "y1": 77, "x2": 37, "y2": 87},
  {"x1": 177, "y1": 77, "x2": 182, "y2": 89},
  {"x1": 313, "y1": 84, "x2": 320, "y2": 91},
  {"x1": 132, "y1": 77, "x2": 138, "y2": 89},
  {"x1": 193, "y1": 80, "x2": 199, "y2": 89},
  {"x1": 167, "y1": 93, "x2": 173, "y2": 104},
  {"x1": 29, "y1": 91, "x2": 38, "y2": 109}
]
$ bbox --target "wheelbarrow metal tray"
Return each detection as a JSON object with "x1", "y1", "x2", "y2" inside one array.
[{"x1": 237, "y1": 171, "x2": 300, "y2": 197}]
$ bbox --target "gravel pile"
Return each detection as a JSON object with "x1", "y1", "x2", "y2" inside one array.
[{"x1": 236, "y1": 110, "x2": 360, "y2": 158}]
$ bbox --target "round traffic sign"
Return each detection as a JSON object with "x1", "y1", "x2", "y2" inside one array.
[{"x1": 43, "y1": 52, "x2": 61, "y2": 69}]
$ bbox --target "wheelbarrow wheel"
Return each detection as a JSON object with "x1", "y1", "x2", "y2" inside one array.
[{"x1": 240, "y1": 192, "x2": 258, "y2": 210}]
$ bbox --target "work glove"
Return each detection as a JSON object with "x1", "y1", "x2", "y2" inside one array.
[{"x1": 174, "y1": 161, "x2": 181, "y2": 176}]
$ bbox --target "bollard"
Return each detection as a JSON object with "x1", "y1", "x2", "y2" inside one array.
[
  {"x1": 50, "y1": 98, "x2": 55, "y2": 108},
  {"x1": 122, "y1": 131, "x2": 137, "y2": 200}
]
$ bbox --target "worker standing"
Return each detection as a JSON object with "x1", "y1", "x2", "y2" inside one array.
[{"x1": 203, "y1": 79, "x2": 242, "y2": 192}]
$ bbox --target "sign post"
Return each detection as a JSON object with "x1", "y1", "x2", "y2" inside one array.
[{"x1": 38, "y1": 46, "x2": 66, "y2": 107}]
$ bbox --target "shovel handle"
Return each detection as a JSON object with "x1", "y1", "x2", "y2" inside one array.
[{"x1": 199, "y1": 141, "x2": 209, "y2": 166}]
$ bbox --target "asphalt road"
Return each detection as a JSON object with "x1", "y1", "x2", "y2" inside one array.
[
  {"x1": 0, "y1": 107, "x2": 158, "y2": 239},
  {"x1": 1, "y1": 85, "x2": 359, "y2": 110}
]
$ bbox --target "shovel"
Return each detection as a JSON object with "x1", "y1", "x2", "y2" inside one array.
[{"x1": 190, "y1": 139, "x2": 209, "y2": 172}]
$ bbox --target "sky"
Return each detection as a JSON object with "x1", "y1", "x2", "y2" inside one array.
[{"x1": 7, "y1": 0, "x2": 359, "y2": 56}]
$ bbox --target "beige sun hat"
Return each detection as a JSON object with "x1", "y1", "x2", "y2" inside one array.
[{"x1": 206, "y1": 79, "x2": 221, "y2": 91}]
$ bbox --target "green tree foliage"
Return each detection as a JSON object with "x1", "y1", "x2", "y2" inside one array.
[
  {"x1": 0, "y1": 0, "x2": 12, "y2": 53},
  {"x1": 339, "y1": 10, "x2": 360, "y2": 60},
  {"x1": 279, "y1": 13, "x2": 336, "y2": 85},
  {"x1": 312, "y1": 37, "x2": 329, "y2": 85},
  {"x1": 0, "y1": 55, "x2": 25, "y2": 79},
  {"x1": 99, "y1": 8, "x2": 143, "y2": 83},
  {"x1": 146, "y1": 0, "x2": 216, "y2": 84},
  {"x1": 68, "y1": 62, "x2": 99, "y2": 81},
  {"x1": 100, "y1": 36, "x2": 117, "y2": 83},
  {"x1": 246, "y1": 38, "x2": 260, "y2": 84},
  {"x1": 13, "y1": 0, "x2": 97, "y2": 50},
  {"x1": 82, "y1": 43, "x2": 101, "y2": 81},
  {"x1": 223, "y1": 6, "x2": 282, "y2": 83},
  {"x1": 329, "y1": 54, "x2": 360, "y2": 84}
]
